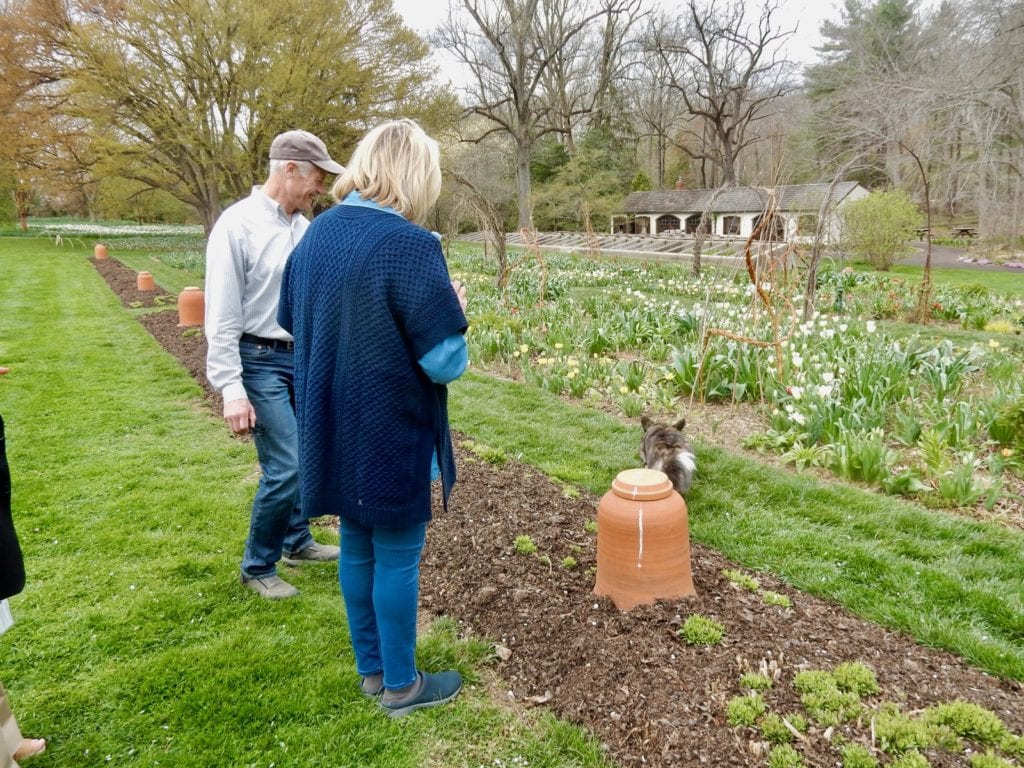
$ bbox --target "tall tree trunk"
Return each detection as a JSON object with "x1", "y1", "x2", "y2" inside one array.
[
  {"x1": 198, "y1": 203, "x2": 220, "y2": 236},
  {"x1": 516, "y1": 128, "x2": 532, "y2": 229}
]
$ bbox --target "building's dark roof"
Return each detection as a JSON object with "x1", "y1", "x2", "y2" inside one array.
[{"x1": 621, "y1": 182, "x2": 864, "y2": 215}]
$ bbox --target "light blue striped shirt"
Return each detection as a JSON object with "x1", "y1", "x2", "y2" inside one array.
[{"x1": 204, "y1": 187, "x2": 308, "y2": 403}]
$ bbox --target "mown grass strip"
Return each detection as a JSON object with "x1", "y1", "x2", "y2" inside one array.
[
  {"x1": 856, "y1": 261, "x2": 1024, "y2": 298},
  {"x1": 0, "y1": 239, "x2": 612, "y2": 768},
  {"x1": 448, "y1": 372, "x2": 1024, "y2": 680}
]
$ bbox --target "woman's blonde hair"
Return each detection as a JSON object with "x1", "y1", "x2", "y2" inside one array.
[{"x1": 331, "y1": 119, "x2": 441, "y2": 225}]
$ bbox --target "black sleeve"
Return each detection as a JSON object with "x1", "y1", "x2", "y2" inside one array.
[{"x1": 0, "y1": 414, "x2": 25, "y2": 600}]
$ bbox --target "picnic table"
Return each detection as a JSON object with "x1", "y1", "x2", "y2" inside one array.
[
  {"x1": 951, "y1": 225, "x2": 977, "y2": 238},
  {"x1": 914, "y1": 227, "x2": 929, "y2": 239}
]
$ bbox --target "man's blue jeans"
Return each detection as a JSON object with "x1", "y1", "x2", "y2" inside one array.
[
  {"x1": 238, "y1": 340, "x2": 313, "y2": 578},
  {"x1": 339, "y1": 518, "x2": 427, "y2": 691}
]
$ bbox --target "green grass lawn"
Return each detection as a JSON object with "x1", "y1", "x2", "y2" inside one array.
[{"x1": 0, "y1": 239, "x2": 611, "y2": 768}]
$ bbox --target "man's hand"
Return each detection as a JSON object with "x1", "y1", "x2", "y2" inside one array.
[
  {"x1": 451, "y1": 280, "x2": 468, "y2": 313},
  {"x1": 224, "y1": 397, "x2": 256, "y2": 435}
]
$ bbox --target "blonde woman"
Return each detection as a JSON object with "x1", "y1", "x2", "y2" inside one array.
[{"x1": 278, "y1": 120, "x2": 468, "y2": 718}]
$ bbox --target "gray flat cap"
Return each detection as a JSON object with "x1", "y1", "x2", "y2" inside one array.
[{"x1": 269, "y1": 130, "x2": 344, "y2": 174}]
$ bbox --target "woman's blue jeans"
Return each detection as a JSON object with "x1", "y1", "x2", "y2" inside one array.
[
  {"x1": 339, "y1": 518, "x2": 426, "y2": 691},
  {"x1": 239, "y1": 340, "x2": 313, "y2": 578}
]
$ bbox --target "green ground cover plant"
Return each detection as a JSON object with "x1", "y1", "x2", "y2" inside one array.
[
  {"x1": 757, "y1": 713, "x2": 795, "y2": 744},
  {"x1": 728, "y1": 663, "x2": 1024, "y2": 767},
  {"x1": 739, "y1": 672, "x2": 773, "y2": 691},
  {"x1": 723, "y1": 567, "x2": 761, "y2": 591},
  {"x1": 839, "y1": 743, "x2": 879, "y2": 768},
  {"x1": 678, "y1": 614, "x2": 726, "y2": 645},
  {"x1": 759, "y1": 590, "x2": 791, "y2": 608},
  {"x1": 513, "y1": 534, "x2": 538, "y2": 555},
  {"x1": 0, "y1": 239, "x2": 613, "y2": 768},
  {"x1": 766, "y1": 744, "x2": 805, "y2": 768},
  {"x1": 726, "y1": 693, "x2": 767, "y2": 726}
]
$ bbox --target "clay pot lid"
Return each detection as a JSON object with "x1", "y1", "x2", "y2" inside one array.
[{"x1": 611, "y1": 468, "x2": 673, "y2": 501}]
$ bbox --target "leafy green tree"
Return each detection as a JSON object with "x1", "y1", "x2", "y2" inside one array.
[
  {"x1": 530, "y1": 136, "x2": 571, "y2": 184},
  {"x1": 94, "y1": 177, "x2": 193, "y2": 224},
  {"x1": 0, "y1": 0, "x2": 65, "y2": 228},
  {"x1": 630, "y1": 170, "x2": 652, "y2": 191},
  {"x1": 808, "y1": 0, "x2": 921, "y2": 94},
  {"x1": 531, "y1": 126, "x2": 635, "y2": 230},
  {"x1": 4, "y1": 0, "x2": 453, "y2": 231},
  {"x1": 839, "y1": 188, "x2": 922, "y2": 269},
  {"x1": 0, "y1": 175, "x2": 15, "y2": 224}
]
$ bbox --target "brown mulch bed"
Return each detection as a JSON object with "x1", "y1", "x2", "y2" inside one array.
[
  {"x1": 95, "y1": 257, "x2": 1024, "y2": 767},
  {"x1": 90, "y1": 256, "x2": 174, "y2": 308},
  {"x1": 137, "y1": 311, "x2": 221, "y2": 410}
]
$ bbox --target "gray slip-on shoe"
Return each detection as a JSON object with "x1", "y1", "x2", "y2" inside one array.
[
  {"x1": 281, "y1": 541, "x2": 340, "y2": 566},
  {"x1": 361, "y1": 674, "x2": 384, "y2": 698},
  {"x1": 241, "y1": 573, "x2": 299, "y2": 599},
  {"x1": 380, "y1": 671, "x2": 462, "y2": 719}
]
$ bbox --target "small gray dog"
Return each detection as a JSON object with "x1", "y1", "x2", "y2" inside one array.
[{"x1": 640, "y1": 415, "x2": 696, "y2": 497}]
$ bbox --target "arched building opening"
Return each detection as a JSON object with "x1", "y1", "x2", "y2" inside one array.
[
  {"x1": 684, "y1": 214, "x2": 710, "y2": 234},
  {"x1": 656, "y1": 214, "x2": 680, "y2": 233}
]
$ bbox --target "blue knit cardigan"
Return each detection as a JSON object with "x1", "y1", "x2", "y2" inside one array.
[{"x1": 278, "y1": 205, "x2": 467, "y2": 527}]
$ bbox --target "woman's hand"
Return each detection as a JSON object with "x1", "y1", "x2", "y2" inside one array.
[{"x1": 451, "y1": 280, "x2": 467, "y2": 313}]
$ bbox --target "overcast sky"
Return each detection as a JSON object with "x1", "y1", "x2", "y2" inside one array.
[{"x1": 390, "y1": 0, "x2": 845, "y2": 86}]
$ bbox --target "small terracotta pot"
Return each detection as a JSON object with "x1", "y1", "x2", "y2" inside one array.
[
  {"x1": 137, "y1": 271, "x2": 155, "y2": 291},
  {"x1": 594, "y1": 468, "x2": 696, "y2": 610},
  {"x1": 177, "y1": 286, "x2": 204, "y2": 327},
  {"x1": 94, "y1": 243, "x2": 108, "y2": 260}
]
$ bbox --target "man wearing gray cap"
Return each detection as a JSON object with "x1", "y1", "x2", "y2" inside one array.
[{"x1": 205, "y1": 130, "x2": 344, "y2": 599}]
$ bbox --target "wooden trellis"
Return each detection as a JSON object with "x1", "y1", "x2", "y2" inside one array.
[{"x1": 695, "y1": 191, "x2": 799, "y2": 401}]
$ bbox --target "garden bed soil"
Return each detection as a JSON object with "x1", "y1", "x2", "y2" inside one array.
[
  {"x1": 98, "y1": 257, "x2": 1024, "y2": 767},
  {"x1": 91, "y1": 256, "x2": 174, "y2": 308}
]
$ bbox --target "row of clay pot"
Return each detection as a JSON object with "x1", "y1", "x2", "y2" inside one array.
[{"x1": 95, "y1": 243, "x2": 204, "y2": 327}]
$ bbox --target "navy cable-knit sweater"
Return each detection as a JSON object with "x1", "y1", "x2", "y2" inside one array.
[{"x1": 278, "y1": 204, "x2": 467, "y2": 528}]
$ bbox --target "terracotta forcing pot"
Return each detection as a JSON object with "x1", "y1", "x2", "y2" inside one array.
[
  {"x1": 594, "y1": 467, "x2": 696, "y2": 610},
  {"x1": 137, "y1": 271, "x2": 155, "y2": 291},
  {"x1": 177, "y1": 286, "x2": 204, "y2": 327},
  {"x1": 94, "y1": 243, "x2": 108, "y2": 260}
]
